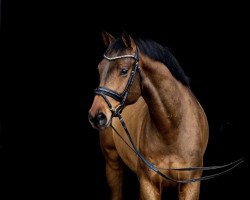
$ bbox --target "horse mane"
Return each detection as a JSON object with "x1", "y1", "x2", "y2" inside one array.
[{"x1": 106, "y1": 37, "x2": 190, "y2": 87}]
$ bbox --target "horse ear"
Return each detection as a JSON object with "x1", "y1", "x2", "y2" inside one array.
[
  {"x1": 121, "y1": 32, "x2": 135, "y2": 49},
  {"x1": 102, "y1": 32, "x2": 115, "y2": 46}
]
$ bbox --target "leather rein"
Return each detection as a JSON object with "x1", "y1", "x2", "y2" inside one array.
[{"x1": 94, "y1": 47, "x2": 243, "y2": 183}]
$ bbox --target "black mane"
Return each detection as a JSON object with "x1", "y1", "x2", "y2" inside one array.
[{"x1": 106, "y1": 38, "x2": 190, "y2": 87}]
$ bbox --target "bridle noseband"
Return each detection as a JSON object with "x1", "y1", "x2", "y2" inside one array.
[
  {"x1": 93, "y1": 46, "x2": 243, "y2": 183},
  {"x1": 94, "y1": 47, "x2": 142, "y2": 117}
]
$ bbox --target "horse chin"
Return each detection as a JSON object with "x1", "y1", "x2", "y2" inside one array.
[
  {"x1": 98, "y1": 118, "x2": 112, "y2": 130},
  {"x1": 92, "y1": 116, "x2": 112, "y2": 130}
]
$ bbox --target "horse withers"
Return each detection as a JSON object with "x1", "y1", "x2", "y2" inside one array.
[{"x1": 89, "y1": 32, "x2": 209, "y2": 200}]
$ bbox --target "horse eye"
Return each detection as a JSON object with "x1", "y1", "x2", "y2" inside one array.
[{"x1": 120, "y1": 68, "x2": 128, "y2": 76}]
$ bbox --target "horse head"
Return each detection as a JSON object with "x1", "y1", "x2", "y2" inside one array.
[{"x1": 88, "y1": 32, "x2": 142, "y2": 129}]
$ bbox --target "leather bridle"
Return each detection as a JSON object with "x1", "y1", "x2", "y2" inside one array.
[
  {"x1": 95, "y1": 47, "x2": 142, "y2": 117},
  {"x1": 94, "y1": 47, "x2": 243, "y2": 183}
]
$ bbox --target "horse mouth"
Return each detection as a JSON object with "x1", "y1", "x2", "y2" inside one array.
[
  {"x1": 98, "y1": 119, "x2": 112, "y2": 130},
  {"x1": 90, "y1": 117, "x2": 112, "y2": 130}
]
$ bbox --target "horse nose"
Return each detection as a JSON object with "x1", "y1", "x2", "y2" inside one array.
[
  {"x1": 88, "y1": 111, "x2": 107, "y2": 128},
  {"x1": 95, "y1": 112, "x2": 107, "y2": 127}
]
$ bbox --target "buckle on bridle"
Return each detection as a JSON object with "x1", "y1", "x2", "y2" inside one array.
[{"x1": 110, "y1": 104, "x2": 123, "y2": 117}]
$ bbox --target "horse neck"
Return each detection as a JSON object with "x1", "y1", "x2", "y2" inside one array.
[{"x1": 141, "y1": 56, "x2": 186, "y2": 136}]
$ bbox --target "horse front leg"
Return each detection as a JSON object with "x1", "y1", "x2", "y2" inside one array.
[
  {"x1": 139, "y1": 176, "x2": 161, "y2": 200},
  {"x1": 106, "y1": 155, "x2": 124, "y2": 200},
  {"x1": 178, "y1": 182, "x2": 201, "y2": 200},
  {"x1": 100, "y1": 129, "x2": 124, "y2": 200}
]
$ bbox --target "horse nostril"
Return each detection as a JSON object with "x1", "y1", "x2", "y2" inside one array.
[
  {"x1": 89, "y1": 111, "x2": 108, "y2": 128},
  {"x1": 96, "y1": 112, "x2": 107, "y2": 126}
]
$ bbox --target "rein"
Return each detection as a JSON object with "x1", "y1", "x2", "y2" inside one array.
[{"x1": 94, "y1": 47, "x2": 243, "y2": 183}]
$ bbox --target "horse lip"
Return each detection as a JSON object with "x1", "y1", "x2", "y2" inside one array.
[
  {"x1": 98, "y1": 118, "x2": 112, "y2": 130},
  {"x1": 91, "y1": 118, "x2": 112, "y2": 130}
]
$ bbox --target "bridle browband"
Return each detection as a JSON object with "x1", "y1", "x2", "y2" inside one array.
[{"x1": 94, "y1": 46, "x2": 243, "y2": 183}]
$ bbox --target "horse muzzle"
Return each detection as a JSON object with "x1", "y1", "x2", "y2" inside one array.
[{"x1": 88, "y1": 111, "x2": 111, "y2": 130}]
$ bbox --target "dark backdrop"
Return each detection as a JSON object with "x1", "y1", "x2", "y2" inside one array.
[{"x1": 1, "y1": 1, "x2": 249, "y2": 199}]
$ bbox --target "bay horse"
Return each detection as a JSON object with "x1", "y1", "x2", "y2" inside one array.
[{"x1": 89, "y1": 32, "x2": 209, "y2": 200}]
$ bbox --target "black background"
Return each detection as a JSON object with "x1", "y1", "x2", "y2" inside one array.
[{"x1": 1, "y1": 1, "x2": 249, "y2": 199}]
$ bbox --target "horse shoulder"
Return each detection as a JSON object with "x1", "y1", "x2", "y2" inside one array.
[{"x1": 110, "y1": 97, "x2": 149, "y2": 172}]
